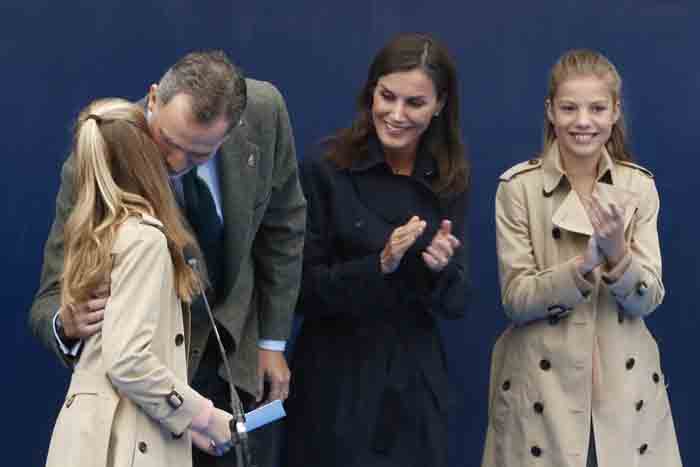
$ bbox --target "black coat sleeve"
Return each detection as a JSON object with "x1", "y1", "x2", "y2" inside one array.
[{"x1": 421, "y1": 189, "x2": 470, "y2": 320}]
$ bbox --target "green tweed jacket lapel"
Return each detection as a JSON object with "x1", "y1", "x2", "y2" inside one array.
[{"x1": 217, "y1": 129, "x2": 259, "y2": 287}]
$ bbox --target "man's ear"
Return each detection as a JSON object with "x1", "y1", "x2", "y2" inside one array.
[{"x1": 147, "y1": 84, "x2": 158, "y2": 113}]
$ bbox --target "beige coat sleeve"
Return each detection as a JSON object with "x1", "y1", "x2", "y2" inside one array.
[
  {"x1": 102, "y1": 225, "x2": 208, "y2": 435},
  {"x1": 602, "y1": 177, "x2": 665, "y2": 316},
  {"x1": 495, "y1": 179, "x2": 592, "y2": 325}
]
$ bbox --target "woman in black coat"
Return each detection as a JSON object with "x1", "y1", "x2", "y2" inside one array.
[{"x1": 286, "y1": 33, "x2": 470, "y2": 467}]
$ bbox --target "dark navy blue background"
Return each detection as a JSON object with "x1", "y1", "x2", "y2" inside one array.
[{"x1": 2, "y1": 1, "x2": 697, "y2": 465}]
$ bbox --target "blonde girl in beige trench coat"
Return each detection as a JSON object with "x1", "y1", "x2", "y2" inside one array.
[
  {"x1": 481, "y1": 50, "x2": 682, "y2": 467},
  {"x1": 44, "y1": 99, "x2": 234, "y2": 467}
]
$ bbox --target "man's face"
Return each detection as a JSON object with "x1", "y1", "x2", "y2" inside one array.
[{"x1": 147, "y1": 85, "x2": 231, "y2": 177}]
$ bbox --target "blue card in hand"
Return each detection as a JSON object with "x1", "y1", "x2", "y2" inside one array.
[{"x1": 244, "y1": 399, "x2": 286, "y2": 432}]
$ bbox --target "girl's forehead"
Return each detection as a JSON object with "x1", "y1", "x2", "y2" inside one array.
[{"x1": 555, "y1": 75, "x2": 615, "y2": 100}]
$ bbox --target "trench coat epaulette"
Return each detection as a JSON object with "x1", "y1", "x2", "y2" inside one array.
[
  {"x1": 499, "y1": 157, "x2": 542, "y2": 182},
  {"x1": 139, "y1": 217, "x2": 165, "y2": 232},
  {"x1": 614, "y1": 159, "x2": 654, "y2": 178}
]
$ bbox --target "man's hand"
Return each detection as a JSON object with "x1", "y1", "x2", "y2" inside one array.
[
  {"x1": 257, "y1": 349, "x2": 290, "y2": 404},
  {"x1": 59, "y1": 283, "x2": 109, "y2": 340}
]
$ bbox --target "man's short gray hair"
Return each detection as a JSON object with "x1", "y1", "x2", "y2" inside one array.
[{"x1": 157, "y1": 50, "x2": 246, "y2": 131}]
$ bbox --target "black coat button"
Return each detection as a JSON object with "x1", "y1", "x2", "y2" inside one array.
[
  {"x1": 552, "y1": 227, "x2": 561, "y2": 239},
  {"x1": 533, "y1": 402, "x2": 544, "y2": 414},
  {"x1": 540, "y1": 359, "x2": 551, "y2": 371},
  {"x1": 531, "y1": 446, "x2": 542, "y2": 457},
  {"x1": 502, "y1": 380, "x2": 511, "y2": 391},
  {"x1": 138, "y1": 441, "x2": 148, "y2": 453},
  {"x1": 175, "y1": 333, "x2": 184, "y2": 346},
  {"x1": 653, "y1": 372, "x2": 660, "y2": 384},
  {"x1": 542, "y1": 188, "x2": 553, "y2": 198},
  {"x1": 639, "y1": 443, "x2": 648, "y2": 455},
  {"x1": 626, "y1": 358, "x2": 636, "y2": 370},
  {"x1": 636, "y1": 400, "x2": 644, "y2": 411},
  {"x1": 172, "y1": 431, "x2": 183, "y2": 439}
]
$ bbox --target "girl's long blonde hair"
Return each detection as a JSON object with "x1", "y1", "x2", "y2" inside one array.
[{"x1": 62, "y1": 98, "x2": 199, "y2": 308}]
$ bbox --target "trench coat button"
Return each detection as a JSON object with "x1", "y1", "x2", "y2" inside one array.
[
  {"x1": 502, "y1": 380, "x2": 511, "y2": 391},
  {"x1": 636, "y1": 281, "x2": 648, "y2": 296},
  {"x1": 542, "y1": 188, "x2": 553, "y2": 198},
  {"x1": 138, "y1": 441, "x2": 148, "y2": 453},
  {"x1": 175, "y1": 333, "x2": 184, "y2": 346},
  {"x1": 172, "y1": 431, "x2": 183, "y2": 439},
  {"x1": 551, "y1": 227, "x2": 561, "y2": 239},
  {"x1": 636, "y1": 400, "x2": 644, "y2": 411},
  {"x1": 540, "y1": 359, "x2": 551, "y2": 371},
  {"x1": 626, "y1": 358, "x2": 636, "y2": 370},
  {"x1": 531, "y1": 446, "x2": 542, "y2": 457},
  {"x1": 653, "y1": 372, "x2": 660, "y2": 384},
  {"x1": 533, "y1": 402, "x2": 544, "y2": 414},
  {"x1": 639, "y1": 443, "x2": 648, "y2": 454}
]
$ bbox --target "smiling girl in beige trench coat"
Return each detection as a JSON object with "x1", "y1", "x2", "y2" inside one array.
[
  {"x1": 481, "y1": 50, "x2": 682, "y2": 467},
  {"x1": 44, "y1": 99, "x2": 235, "y2": 467}
]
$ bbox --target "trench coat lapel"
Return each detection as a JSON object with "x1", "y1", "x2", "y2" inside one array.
[
  {"x1": 547, "y1": 144, "x2": 640, "y2": 236},
  {"x1": 552, "y1": 190, "x2": 594, "y2": 235}
]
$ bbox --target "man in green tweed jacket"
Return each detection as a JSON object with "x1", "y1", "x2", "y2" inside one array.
[{"x1": 29, "y1": 50, "x2": 306, "y2": 467}]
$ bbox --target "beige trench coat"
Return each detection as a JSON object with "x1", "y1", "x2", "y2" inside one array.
[
  {"x1": 46, "y1": 215, "x2": 209, "y2": 467},
  {"x1": 481, "y1": 144, "x2": 682, "y2": 467}
]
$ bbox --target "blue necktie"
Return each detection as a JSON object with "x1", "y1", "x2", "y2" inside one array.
[{"x1": 182, "y1": 170, "x2": 224, "y2": 299}]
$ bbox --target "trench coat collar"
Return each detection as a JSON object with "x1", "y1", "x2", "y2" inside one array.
[
  {"x1": 349, "y1": 135, "x2": 438, "y2": 181},
  {"x1": 542, "y1": 142, "x2": 617, "y2": 195}
]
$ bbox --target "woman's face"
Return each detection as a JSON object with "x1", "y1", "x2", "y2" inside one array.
[
  {"x1": 547, "y1": 74, "x2": 620, "y2": 163},
  {"x1": 371, "y1": 68, "x2": 444, "y2": 159}
]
